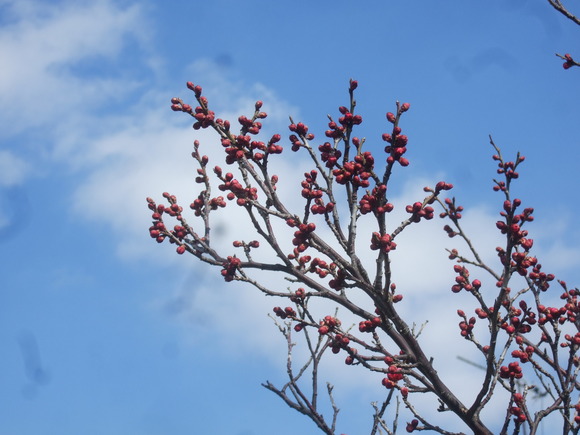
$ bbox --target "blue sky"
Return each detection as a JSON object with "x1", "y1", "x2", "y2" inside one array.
[{"x1": 1, "y1": 1, "x2": 580, "y2": 434}]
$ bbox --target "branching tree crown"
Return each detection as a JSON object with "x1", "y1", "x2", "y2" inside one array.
[
  {"x1": 147, "y1": 79, "x2": 578, "y2": 434},
  {"x1": 147, "y1": 4, "x2": 579, "y2": 433}
]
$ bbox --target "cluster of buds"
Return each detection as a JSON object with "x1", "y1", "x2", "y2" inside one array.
[
  {"x1": 512, "y1": 346, "x2": 535, "y2": 363},
  {"x1": 325, "y1": 117, "x2": 346, "y2": 139},
  {"x1": 344, "y1": 347, "x2": 359, "y2": 365},
  {"x1": 328, "y1": 267, "x2": 347, "y2": 291},
  {"x1": 382, "y1": 132, "x2": 409, "y2": 166},
  {"x1": 562, "y1": 333, "x2": 580, "y2": 348},
  {"x1": 519, "y1": 237, "x2": 534, "y2": 252},
  {"x1": 559, "y1": 285, "x2": 580, "y2": 323},
  {"x1": 289, "y1": 121, "x2": 311, "y2": 137},
  {"x1": 311, "y1": 197, "x2": 334, "y2": 215},
  {"x1": 238, "y1": 100, "x2": 267, "y2": 135},
  {"x1": 318, "y1": 142, "x2": 342, "y2": 168},
  {"x1": 509, "y1": 393, "x2": 527, "y2": 423},
  {"x1": 501, "y1": 199, "x2": 534, "y2": 222},
  {"x1": 443, "y1": 224, "x2": 458, "y2": 238},
  {"x1": 390, "y1": 283, "x2": 404, "y2": 303},
  {"x1": 563, "y1": 53, "x2": 576, "y2": 69},
  {"x1": 186, "y1": 81, "x2": 203, "y2": 97},
  {"x1": 330, "y1": 333, "x2": 351, "y2": 354},
  {"x1": 501, "y1": 303, "x2": 535, "y2": 335},
  {"x1": 307, "y1": 257, "x2": 334, "y2": 278},
  {"x1": 318, "y1": 315, "x2": 341, "y2": 335},
  {"x1": 191, "y1": 104, "x2": 215, "y2": 129},
  {"x1": 510, "y1": 252, "x2": 537, "y2": 276},
  {"x1": 238, "y1": 114, "x2": 263, "y2": 135},
  {"x1": 265, "y1": 134, "x2": 283, "y2": 155},
  {"x1": 170, "y1": 82, "x2": 216, "y2": 130},
  {"x1": 500, "y1": 361, "x2": 523, "y2": 379},
  {"x1": 405, "y1": 201, "x2": 434, "y2": 223},
  {"x1": 232, "y1": 240, "x2": 260, "y2": 249},
  {"x1": 289, "y1": 122, "x2": 314, "y2": 151},
  {"x1": 359, "y1": 184, "x2": 394, "y2": 216},
  {"x1": 147, "y1": 198, "x2": 167, "y2": 243},
  {"x1": 221, "y1": 256, "x2": 241, "y2": 282},
  {"x1": 190, "y1": 192, "x2": 226, "y2": 216},
  {"x1": 147, "y1": 194, "x2": 190, "y2": 253},
  {"x1": 406, "y1": 419, "x2": 419, "y2": 433},
  {"x1": 370, "y1": 232, "x2": 397, "y2": 254},
  {"x1": 382, "y1": 365, "x2": 404, "y2": 389},
  {"x1": 381, "y1": 102, "x2": 411, "y2": 166},
  {"x1": 288, "y1": 221, "x2": 316, "y2": 254},
  {"x1": 474, "y1": 306, "x2": 493, "y2": 319},
  {"x1": 496, "y1": 200, "x2": 535, "y2": 247},
  {"x1": 332, "y1": 151, "x2": 374, "y2": 187},
  {"x1": 529, "y1": 263, "x2": 555, "y2": 291},
  {"x1": 194, "y1": 168, "x2": 208, "y2": 184},
  {"x1": 538, "y1": 304, "x2": 568, "y2": 325},
  {"x1": 359, "y1": 316, "x2": 382, "y2": 333},
  {"x1": 424, "y1": 181, "x2": 454, "y2": 195},
  {"x1": 273, "y1": 306, "x2": 296, "y2": 319},
  {"x1": 495, "y1": 246, "x2": 509, "y2": 266},
  {"x1": 457, "y1": 310, "x2": 476, "y2": 337},
  {"x1": 247, "y1": 135, "x2": 282, "y2": 162},
  {"x1": 301, "y1": 170, "x2": 323, "y2": 200},
  {"x1": 294, "y1": 254, "x2": 314, "y2": 270},
  {"x1": 165, "y1": 202, "x2": 183, "y2": 217},
  {"x1": 170, "y1": 224, "x2": 187, "y2": 242},
  {"x1": 222, "y1": 133, "x2": 282, "y2": 164},
  {"x1": 451, "y1": 265, "x2": 481, "y2": 293},
  {"x1": 337, "y1": 105, "x2": 363, "y2": 128},
  {"x1": 439, "y1": 197, "x2": 463, "y2": 221},
  {"x1": 153, "y1": 192, "x2": 183, "y2": 217},
  {"x1": 218, "y1": 173, "x2": 258, "y2": 206},
  {"x1": 220, "y1": 135, "x2": 252, "y2": 164},
  {"x1": 147, "y1": 195, "x2": 200, "y2": 255},
  {"x1": 214, "y1": 117, "x2": 231, "y2": 132},
  {"x1": 170, "y1": 98, "x2": 191, "y2": 113},
  {"x1": 493, "y1": 180, "x2": 507, "y2": 192},
  {"x1": 428, "y1": 183, "x2": 455, "y2": 233},
  {"x1": 148, "y1": 222, "x2": 166, "y2": 243},
  {"x1": 493, "y1": 153, "x2": 525, "y2": 181},
  {"x1": 289, "y1": 287, "x2": 306, "y2": 304}
]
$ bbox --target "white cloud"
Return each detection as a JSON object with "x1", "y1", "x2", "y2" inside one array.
[
  {"x1": 0, "y1": 150, "x2": 29, "y2": 186},
  {"x1": 531, "y1": 213, "x2": 580, "y2": 276},
  {"x1": 70, "y1": 57, "x2": 303, "y2": 261},
  {"x1": 0, "y1": 0, "x2": 151, "y2": 138}
]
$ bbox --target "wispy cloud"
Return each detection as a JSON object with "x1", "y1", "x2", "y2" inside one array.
[
  {"x1": 0, "y1": 150, "x2": 29, "y2": 186},
  {"x1": 0, "y1": 0, "x2": 151, "y2": 139}
]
